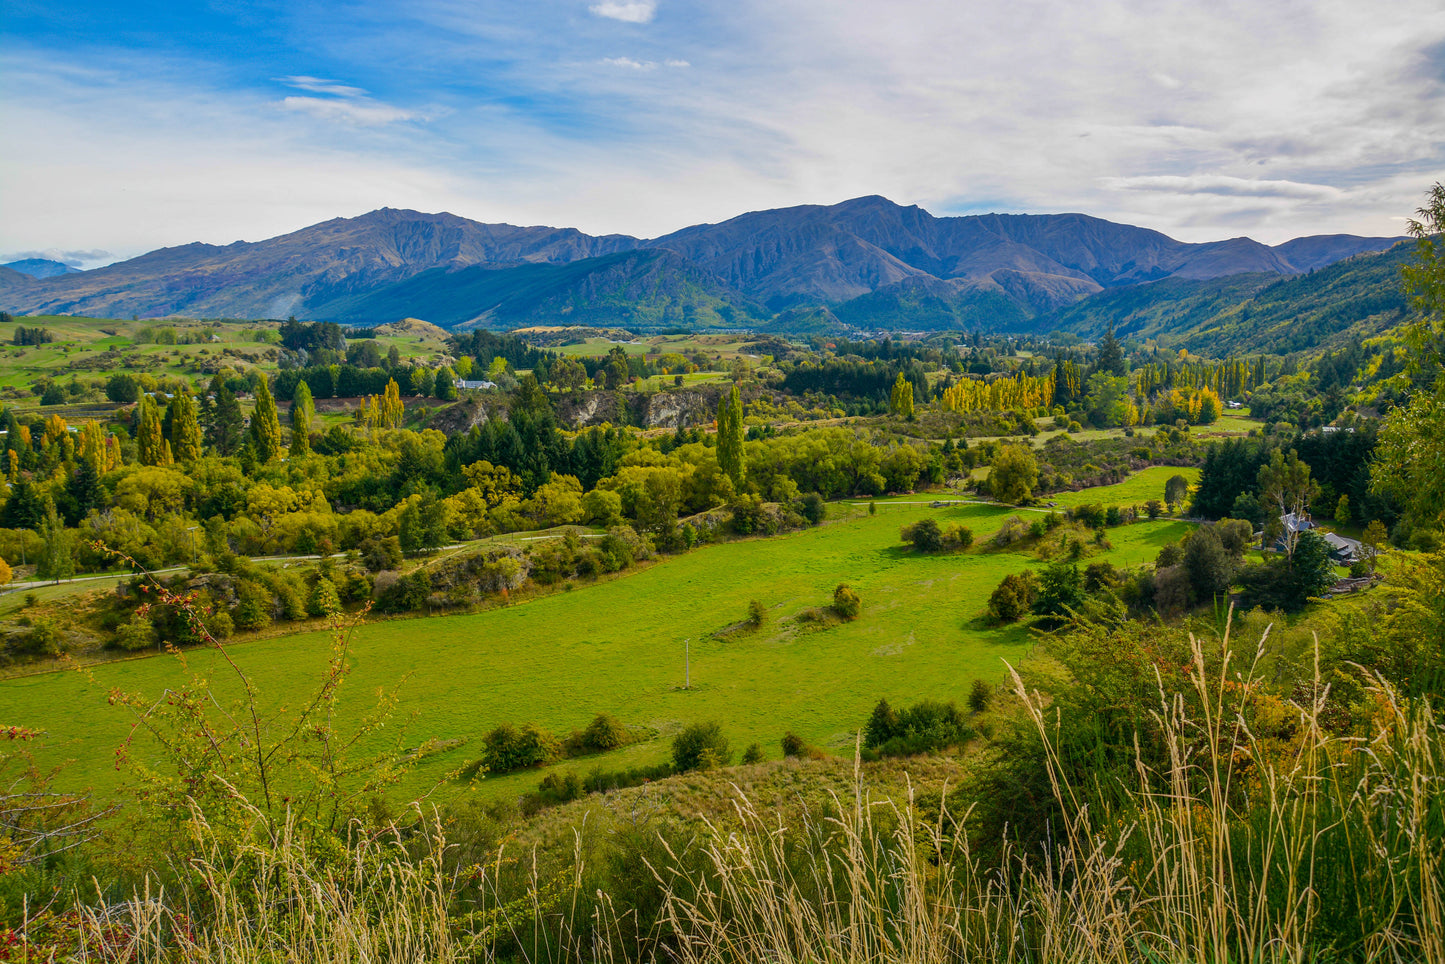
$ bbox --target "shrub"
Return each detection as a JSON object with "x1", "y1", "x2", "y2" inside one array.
[
  {"x1": 740, "y1": 742, "x2": 765, "y2": 764},
  {"x1": 580, "y1": 713, "x2": 627, "y2": 752},
  {"x1": 672, "y1": 721, "x2": 730, "y2": 772},
  {"x1": 968, "y1": 678, "x2": 994, "y2": 713},
  {"x1": 113, "y1": 615, "x2": 156, "y2": 651},
  {"x1": 747, "y1": 599, "x2": 767, "y2": 627},
  {"x1": 900, "y1": 518, "x2": 943, "y2": 552},
  {"x1": 780, "y1": 732, "x2": 806, "y2": 757},
  {"x1": 832, "y1": 584, "x2": 861, "y2": 620},
  {"x1": 798, "y1": 492, "x2": 827, "y2": 526},
  {"x1": 484, "y1": 723, "x2": 561, "y2": 772},
  {"x1": 988, "y1": 572, "x2": 1037, "y2": 622}
]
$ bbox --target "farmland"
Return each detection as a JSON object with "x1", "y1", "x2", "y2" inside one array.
[{"x1": 0, "y1": 467, "x2": 1196, "y2": 802}]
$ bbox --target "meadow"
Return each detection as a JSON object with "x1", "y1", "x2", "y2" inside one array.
[{"x1": 0, "y1": 467, "x2": 1197, "y2": 803}]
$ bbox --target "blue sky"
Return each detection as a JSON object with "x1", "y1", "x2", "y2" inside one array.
[{"x1": 3, "y1": 0, "x2": 1444, "y2": 267}]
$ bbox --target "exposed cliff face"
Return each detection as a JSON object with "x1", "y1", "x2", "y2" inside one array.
[{"x1": 548, "y1": 387, "x2": 730, "y2": 431}]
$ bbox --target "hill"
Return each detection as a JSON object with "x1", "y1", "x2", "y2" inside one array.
[
  {"x1": 1038, "y1": 241, "x2": 1414, "y2": 355},
  {"x1": 0, "y1": 198, "x2": 1403, "y2": 332},
  {"x1": 2, "y1": 258, "x2": 82, "y2": 279}
]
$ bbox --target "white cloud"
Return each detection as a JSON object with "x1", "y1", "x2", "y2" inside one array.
[
  {"x1": 1101, "y1": 175, "x2": 1343, "y2": 201},
  {"x1": 664, "y1": 59, "x2": 690, "y2": 68},
  {"x1": 589, "y1": 1, "x2": 656, "y2": 24},
  {"x1": 277, "y1": 76, "x2": 370, "y2": 98},
  {"x1": 601, "y1": 56, "x2": 655, "y2": 70},
  {"x1": 280, "y1": 96, "x2": 416, "y2": 125}
]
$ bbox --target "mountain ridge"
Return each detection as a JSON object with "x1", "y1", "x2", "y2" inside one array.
[{"x1": 0, "y1": 198, "x2": 1406, "y2": 332}]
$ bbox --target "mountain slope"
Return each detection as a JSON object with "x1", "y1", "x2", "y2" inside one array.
[
  {"x1": 1039, "y1": 241, "x2": 1414, "y2": 355},
  {"x1": 314, "y1": 249, "x2": 765, "y2": 329},
  {"x1": 0, "y1": 198, "x2": 1406, "y2": 330}
]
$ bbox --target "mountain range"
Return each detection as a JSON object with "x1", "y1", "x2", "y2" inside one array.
[{"x1": 0, "y1": 197, "x2": 1405, "y2": 335}]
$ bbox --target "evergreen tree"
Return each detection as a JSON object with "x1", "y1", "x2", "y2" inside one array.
[
  {"x1": 1096, "y1": 323, "x2": 1126, "y2": 377},
  {"x1": 250, "y1": 380, "x2": 283, "y2": 462},
  {"x1": 0, "y1": 478, "x2": 46, "y2": 530},
  {"x1": 63, "y1": 457, "x2": 103, "y2": 525},
  {"x1": 290, "y1": 380, "x2": 314, "y2": 458},
  {"x1": 716, "y1": 384, "x2": 746, "y2": 485},
  {"x1": 169, "y1": 391, "x2": 203, "y2": 463},
  {"x1": 209, "y1": 382, "x2": 244, "y2": 456}
]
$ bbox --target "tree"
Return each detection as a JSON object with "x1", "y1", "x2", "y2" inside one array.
[
  {"x1": 889, "y1": 373, "x2": 915, "y2": 419},
  {"x1": 865, "y1": 698, "x2": 900, "y2": 748},
  {"x1": 672, "y1": 721, "x2": 730, "y2": 772},
  {"x1": 1285, "y1": 529, "x2": 1337, "y2": 607},
  {"x1": 1258, "y1": 449, "x2": 1314, "y2": 561},
  {"x1": 1334, "y1": 494, "x2": 1351, "y2": 527},
  {"x1": 250, "y1": 380, "x2": 283, "y2": 462},
  {"x1": 1362, "y1": 519, "x2": 1389, "y2": 572},
  {"x1": 1164, "y1": 474, "x2": 1190, "y2": 511},
  {"x1": 989, "y1": 445, "x2": 1038, "y2": 505},
  {"x1": 1184, "y1": 525, "x2": 1234, "y2": 600},
  {"x1": 35, "y1": 509, "x2": 74, "y2": 583},
  {"x1": 833, "y1": 583, "x2": 861, "y2": 620},
  {"x1": 1095, "y1": 322, "x2": 1126, "y2": 377},
  {"x1": 290, "y1": 381, "x2": 314, "y2": 458},
  {"x1": 136, "y1": 396, "x2": 171, "y2": 466},
  {"x1": 209, "y1": 381, "x2": 244, "y2": 456},
  {"x1": 988, "y1": 572, "x2": 1035, "y2": 622},
  {"x1": 0, "y1": 556, "x2": 10, "y2": 586},
  {"x1": 1033, "y1": 560, "x2": 1084, "y2": 617},
  {"x1": 169, "y1": 391, "x2": 203, "y2": 463},
  {"x1": 716, "y1": 384, "x2": 746, "y2": 485},
  {"x1": 1373, "y1": 183, "x2": 1445, "y2": 534}
]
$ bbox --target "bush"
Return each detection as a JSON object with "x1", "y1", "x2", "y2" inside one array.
[
  {"x1": 672, "y1": 721, "x2": 730, "y2": 772},
  {"x1": 483, "y1": 723, "x2": 561, "y2": 773},
  {"x1": 747, "y1": 599, "x2": 767, "y2": 627},
  {"x1": 988, "y1": 571, "x2": 1037, "y2": 622},
  {"x1": 968, "y1": 678, "x2": 994, "y2": 713},
  {"x1": 113, "y1": 615, "x2": 156, "y2": 651},
  {"x1": 798, "y1": 492, "x2": 827, "y2": 526},
  {"x1": 862, "y1": 698, "x2": 971, "y2": 758},
  {"x1": 741, "y1": 743, "x2": 765, "y2": 764},
  {"x1": 780, "y1": 732, "x2": 806, "y2": 757},
  {"x1": 832, "y1": 583, "x2": 861, "y2": 620},
  {"x1": 901, "y1": 518, "x2": 944, "y2": 552},
  {"x1": 580, "y1": 713, "x2": 627, "y2": 752}
]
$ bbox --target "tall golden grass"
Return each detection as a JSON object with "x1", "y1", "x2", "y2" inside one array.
[{"x1": 60, "y1": 619, "x2": 1444, "y2": 962}]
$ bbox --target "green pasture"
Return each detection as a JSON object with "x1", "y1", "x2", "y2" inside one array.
[{"x1": 0, "y1": 470, "x2": 1196, "y2": 804}]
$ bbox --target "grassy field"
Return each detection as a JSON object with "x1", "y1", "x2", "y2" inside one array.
[
  {"x1": 0, "y1": 469, "x2": 1196, "y2": 804},
  {"x1": 0, "y1": 315, "x2": 454, "y2": 405}
]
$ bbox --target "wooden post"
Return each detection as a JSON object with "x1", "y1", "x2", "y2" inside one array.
[{"x1": 685, "y1": 638, "x2": 690, "y2": 690}]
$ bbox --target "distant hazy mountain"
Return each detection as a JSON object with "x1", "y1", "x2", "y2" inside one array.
[
  {"x1": 0, "y1": 198, "x2": 1406, "y2": 333},
  {"x1": 2, "y1": 258, "x2": 81, "y2": 279}
]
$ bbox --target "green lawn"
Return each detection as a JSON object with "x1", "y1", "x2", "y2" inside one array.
[{"x1": 0, "y1": 471, "x2": 1195, "y2": 803}]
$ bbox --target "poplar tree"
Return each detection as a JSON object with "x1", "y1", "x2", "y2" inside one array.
[
  {"x1": 250, "y1": 380, "x2": 283, "y2": 462},
  {"x1": 890, "y1": 373, "x2": 915, "y2": 419},
  {"x1": 717, "y1": 383, "x2": 745, "y2": 485},
  {"x1": 290, "y1": 381, "x2": 314, "y2": 457},
  {"x1": 381, "y1": 378, "x2": 405, "y2": 429},
  {"x1": 169, "y1": 391, "x2": 203, "y2": 463},
  {"x1": 136, "y1": 396, "x2": 170, "y2": 466}
]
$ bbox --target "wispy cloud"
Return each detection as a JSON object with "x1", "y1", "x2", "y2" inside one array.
[
  {"x1": 280, "y1": 96, "x2": 416, "y2": 125},
  {"x1": 1101, "y1": 175, "x2": 1343, "y2": 201},
  {"x1": 601, "y1": 56, "x2": 654, "y2": 70},
  {"x1": 589, "y1": 1, "x2": 657, "y2": 24},
  {"x1": 277, "y1": 76, "x2": 370, "y2": 98},
  {"x1": 600, "y1": 56, "x2": 689, "y2": 70}
]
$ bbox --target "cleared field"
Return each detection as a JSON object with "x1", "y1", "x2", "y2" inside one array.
[{"x1": 0, "y1": 470, "x2": 1195, "y2": 803}]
